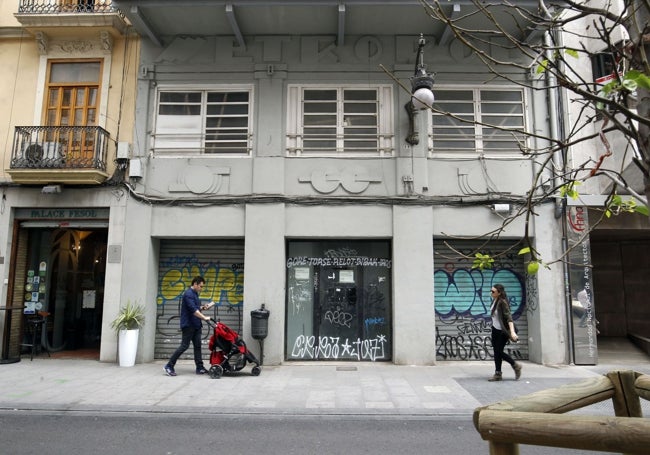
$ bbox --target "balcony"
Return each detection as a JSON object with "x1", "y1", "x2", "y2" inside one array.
[
  {"x1": 8, "y1": 126, "x2": 110, "y2": 185},
  {"x1": 15, "y1": 1, "x2": 128, "y2": 36}
]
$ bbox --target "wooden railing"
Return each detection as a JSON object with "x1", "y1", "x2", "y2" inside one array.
[{"x1": 473, "y1": 370, "x2": 650, "y2": 454}]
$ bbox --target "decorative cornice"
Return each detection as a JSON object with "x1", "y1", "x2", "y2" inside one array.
[
  {"x1": 51, "y1": 40, "x2": 97, "y2": 54},
  {"x1": 33, "y1": 32, "x2": 115, "y2": 55}
]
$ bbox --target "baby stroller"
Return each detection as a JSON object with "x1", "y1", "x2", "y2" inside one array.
[{"x1": 208, "y1": 320, "x2": 261, "y2": 379}]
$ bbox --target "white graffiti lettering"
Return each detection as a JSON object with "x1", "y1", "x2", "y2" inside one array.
[
  {"x1": 287, "y1": 256, "x2": 392, "y2": 268},
  {"x1": 324, "y1": 310, "x2": 353, "y2": 328},
  {"x1": 291, "y1": 334, "x2": 387, "y2": 361}
]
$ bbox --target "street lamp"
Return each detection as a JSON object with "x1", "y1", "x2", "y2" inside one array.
[{"x1": 405, "y1": 34, "x2": 435, "y2": 145}]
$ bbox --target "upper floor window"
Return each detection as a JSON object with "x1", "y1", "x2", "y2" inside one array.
[
  {"x1": 153, "y1": 88, "x2": 252, "y2": 155},
  {"x1": 45, "y1": 60, "x2": 101, "y2": 127},
  {"x1": 287, "y1": 85, "x2": 394, "y2": 156},
  {"x1": 42, "y1": 60, "x2": 102, "y2": 163},
  {"x1": 430, "y1": 88, "x2": 526, "y2": 154}
]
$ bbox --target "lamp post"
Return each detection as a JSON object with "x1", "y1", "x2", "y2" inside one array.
[{"x1": 405, "y1": 34, "x2": 435, "y2": 146}]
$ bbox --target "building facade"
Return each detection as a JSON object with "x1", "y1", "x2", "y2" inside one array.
[
  {"x1": 106, "y1": 0, "x2": 569, "y2": 366},
  {"x1": 5, "y1": 0, "x2": 637, "y2": 367},
  {"x1": 0, "y1": 0, "x2": 138, "y2": 361}
]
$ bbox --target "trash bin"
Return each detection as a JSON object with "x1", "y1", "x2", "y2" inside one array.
[{"x1": 250, "y1": 304, "x2": 269, "y2": 340}]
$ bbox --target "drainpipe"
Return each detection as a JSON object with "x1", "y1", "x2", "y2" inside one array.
[{"x1": 544, "y1": 27, "x2": 575, "y2": 365}]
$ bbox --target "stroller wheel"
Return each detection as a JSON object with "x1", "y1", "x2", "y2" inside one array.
[
  {"x1": 209, "y1": 365, "x2": 223, "y2": 379},
  {"x1": 251, "y1": 366, "x2": 261, "y2": 376}
]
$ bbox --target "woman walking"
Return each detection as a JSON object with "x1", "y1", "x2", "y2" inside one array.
[{"x1": 488, "y1": 283, "x2": 522, "y2": 381}]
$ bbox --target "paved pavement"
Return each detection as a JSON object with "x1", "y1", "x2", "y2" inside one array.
[{"x1": 1, "y1": 341, "x2": 649, "y2": 417}]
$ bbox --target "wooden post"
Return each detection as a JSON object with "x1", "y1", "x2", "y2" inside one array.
[
  {"x1": 607, "y1": 370, "x2": 643, "y2": 417},
  {"x1": 488, "y1": 441, "x2": 519, "y2": 455}
]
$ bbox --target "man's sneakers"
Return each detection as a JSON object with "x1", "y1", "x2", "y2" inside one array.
[{"x1": 164, "y1": 364, "x2": 208, "y2": 376}]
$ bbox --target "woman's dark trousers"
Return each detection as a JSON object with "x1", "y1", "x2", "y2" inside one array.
[{"x1": 491, "y1": 325, "x2": 515, "y2": 372}]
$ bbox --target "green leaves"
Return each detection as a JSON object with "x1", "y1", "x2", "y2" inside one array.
[
  {"x1": 527, "y1": 261, "x2": 540, "y2": 275},
  {"x1": 472, "y1": 252, "x2": 494, "y2": 270},
  {"x1": 470, "y1": 246, "x2": 548, "y2": 275},
  {"x1": 536, "y1": 49, "x2": 579, "y2": 74},
  {"x1": 536, "y1": 59, "x2": 549, "y2": 74},
  {"x1": 518, "y1": 246, "x2": 544, "y2": 275},
  {"x1": 624, "y1": 70, "x2": 650, "y2": 90},
  {"x1": 560, "y1": 181, "x2": 581, "y2": 199},
  {"x1": 598, "y1": 70, "x2": 650, "y2": 108},
  {"x1": 565, "y1": 49, "x2": 579, "y2": 59},
  {"x1": 606, "y1": 194, "x2": 649, "y2": 218}
]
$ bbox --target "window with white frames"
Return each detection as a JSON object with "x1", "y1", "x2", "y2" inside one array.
[
  {"x1": 153, "y1": 88, "x2": 252, "y2": 155},
  {"x1": 430, "y1": 88, "x2": 527, "y2": 154},
  {"x1": 286, "y1": 85, "x2": 394, "y2": 156}
]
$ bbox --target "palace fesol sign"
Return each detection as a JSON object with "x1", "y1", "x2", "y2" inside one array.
[{"x1": 16, "y1": 208, "x2": 109, "y2": 220}]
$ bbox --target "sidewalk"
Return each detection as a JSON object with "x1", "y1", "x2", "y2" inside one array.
[{"x1": 1, "y1": 355, "x2": 648, "y2": 417}]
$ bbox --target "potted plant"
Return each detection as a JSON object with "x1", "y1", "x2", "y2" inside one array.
[{"x1": 110, "y1": 300, "x2": 145, "y2": 367}]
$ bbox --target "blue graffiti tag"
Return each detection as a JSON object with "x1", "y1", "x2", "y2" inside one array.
[{"x1": 434, "y1": 268, "x2": 524, "y2": 318}]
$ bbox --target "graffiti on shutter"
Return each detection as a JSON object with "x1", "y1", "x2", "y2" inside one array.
[
  {"x1": 434, "y1": 239, "x2": 529, "y2": 361},
  {"x1": 155, "y1": 239, "x2": 244, "y2": 360}
]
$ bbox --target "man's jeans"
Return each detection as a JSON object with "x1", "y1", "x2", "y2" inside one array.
[{"x1": 168, "y1": 326, "x2": 205, "y2": 368}]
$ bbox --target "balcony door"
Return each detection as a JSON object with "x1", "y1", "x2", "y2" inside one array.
[{"x1": 45, "y1": 60, "x2": 102, "y2": 166}]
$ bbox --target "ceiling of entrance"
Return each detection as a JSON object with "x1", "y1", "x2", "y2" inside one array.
[{"x1": 113, "y1": 0, "x2": 549, "y2": 47}]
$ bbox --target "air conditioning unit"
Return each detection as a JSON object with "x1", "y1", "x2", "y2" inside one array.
[{"x1": 24, "y1": 142, "x2": 64, "y2": 167}]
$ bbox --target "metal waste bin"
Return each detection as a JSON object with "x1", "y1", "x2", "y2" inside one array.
[{"x1": 250, "y1": 304, "x2": 269, "y2": 340}]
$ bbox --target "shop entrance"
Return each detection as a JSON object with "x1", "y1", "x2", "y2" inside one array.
[
  {"x1": 286, "y1": 240, "x2": 392, "y2": 361},
  {"x1": 15, "y1": 226, "x2": 107, "y2": 357}
]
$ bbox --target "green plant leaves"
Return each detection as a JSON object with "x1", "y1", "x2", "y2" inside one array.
[
  {"x1": 605, "y1": 194, "x2": 649, "y2": 218},
  {"x1": 472, "y1": 252, "x2": 494, "y2": 270},
  {"x1": 110, "y1": 300, "x2": 145, "y2": 332}
]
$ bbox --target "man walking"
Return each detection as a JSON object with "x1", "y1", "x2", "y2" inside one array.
[{"x1": 164, "y1": 276, "x2": 214, "y2": 376}]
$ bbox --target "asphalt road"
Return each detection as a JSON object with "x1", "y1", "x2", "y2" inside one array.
[{"x1": 0, "y1": 410, "x2": 606, "y2": 455}]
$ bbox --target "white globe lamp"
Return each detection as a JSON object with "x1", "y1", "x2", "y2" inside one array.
[{"x1": 412, "y1": 87, "x2": 434, "y2": 110}]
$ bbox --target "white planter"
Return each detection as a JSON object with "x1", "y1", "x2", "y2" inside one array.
[{"x1": 118, "y1": 329, "x2": 139, "y2": 367}]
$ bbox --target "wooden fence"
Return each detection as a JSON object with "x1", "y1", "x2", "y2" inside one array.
[{"x1": 473, "y1": 370, "x2": 650, "y2": 454}]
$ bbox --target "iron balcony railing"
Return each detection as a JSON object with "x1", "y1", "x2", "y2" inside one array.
[
  {"x1": 18, "y1": 0, "x2": 123, "y2": 16},
  {"x1": 12, "y1": 126, "x2": 109, "y2": 171}
]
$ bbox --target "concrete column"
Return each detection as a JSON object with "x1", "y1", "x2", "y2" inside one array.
[
  {"x1": 530, "y1": 204, "x2": 569, "y2": 365},
  {"x1": 243, "y1": 203, "x2": 286, "y2": 365},
  {"x1": 392, "y1": 205, "x2": 435, "y2": 365}
]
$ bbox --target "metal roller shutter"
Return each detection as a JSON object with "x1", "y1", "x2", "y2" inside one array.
[
  {"x1": 433, "y1": 239, "x2": 529, "y2": 361},
  {"x1": 155, "y1": 239, "x2": 245, "y2": 360}
]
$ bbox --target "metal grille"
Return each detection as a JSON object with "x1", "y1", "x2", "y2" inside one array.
[
  {"x1": 431, "y1": 88, "x2": 527, "y2": 154},
  {"x1": 154, "y1": 90, "x2": 252, "y2": 155}
]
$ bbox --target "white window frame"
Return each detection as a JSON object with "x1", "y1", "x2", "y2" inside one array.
[
  {"x1": 428, "y1": 86, "x2": 528, "y2": 156},
  {"x1": 152, "y1": 85, "x2": 254, "y2": 157},
  {"x1": 286, "y1": 84, "x2": 394, "y2": 157}
]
